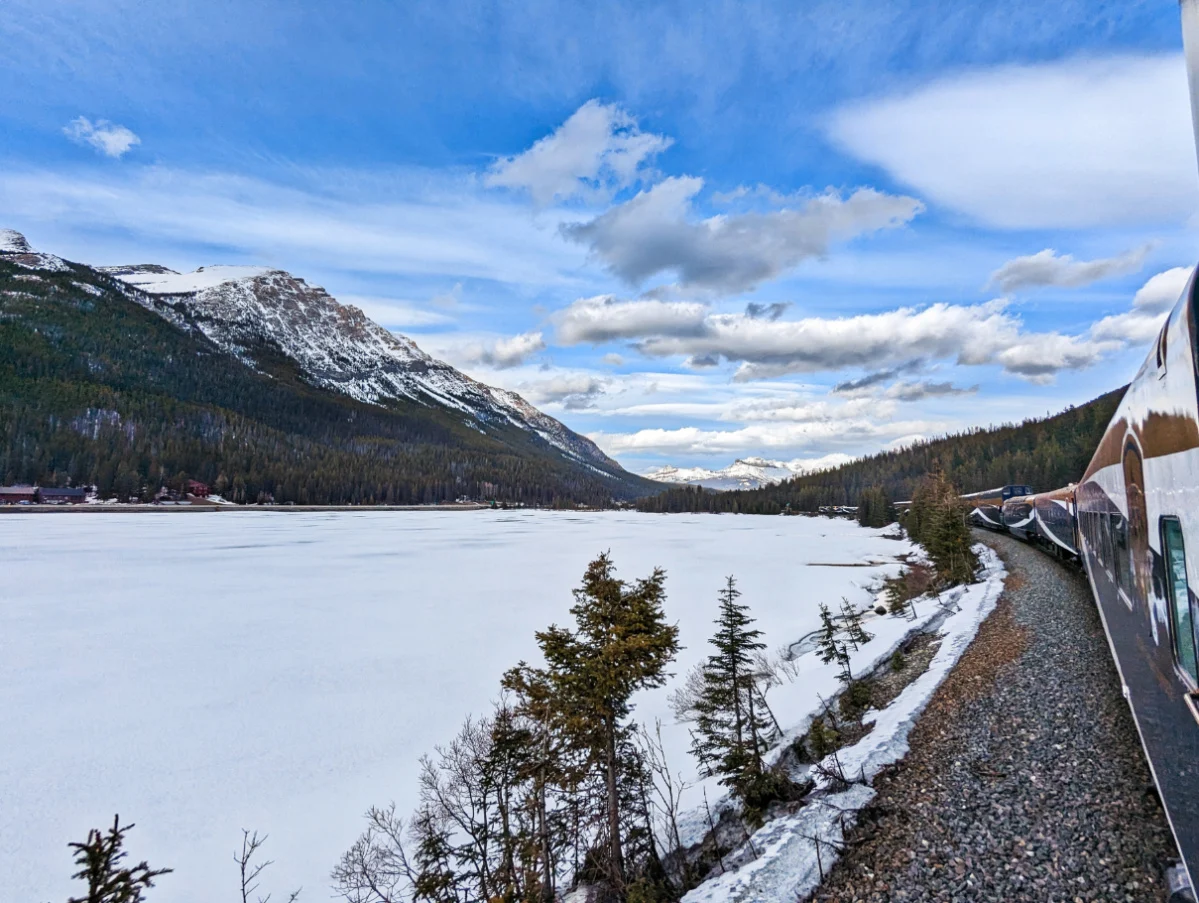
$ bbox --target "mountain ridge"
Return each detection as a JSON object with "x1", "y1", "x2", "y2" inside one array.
[
  {"x1": 644, "y1": 454, "x2": 854, "y2": 491},
  {"x1": 100, "y1": 260, "x2": 616, "y2": 468},
  {"x1": 0, "y1": 230, "x2": 656, "y2": 504}
]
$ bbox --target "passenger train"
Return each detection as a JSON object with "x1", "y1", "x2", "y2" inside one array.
[{"x1": 962, "y1": 4, "x2": 1199, "y2": 889}]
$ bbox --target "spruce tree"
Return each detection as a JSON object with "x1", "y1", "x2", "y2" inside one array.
[
  {"x1": 534, "y1": 553, "x2": 680, "y2": 893},
  {"x1": 411, "y1": 807, "x2": 459, "y2": 903},
  {"x1": 839, "y1": 598, "x2": 873, "y2": 649},
  {"x1": 690, "y1": 577, "x2": 772, "y2": 795},
  {"x1": 815, "y1": 603, "x2": 840, "y2": 665},
  {"x1": 66, "y1": 815, "x2": 171, "y2": 903}
]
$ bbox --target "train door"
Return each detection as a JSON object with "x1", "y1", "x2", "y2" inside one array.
[{"x1": 1162, "y1": 517, "x2": 1199, "y2": 686}]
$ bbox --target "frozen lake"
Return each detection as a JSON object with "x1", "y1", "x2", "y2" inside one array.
[{"x1": 1, "y1": 510, "x2": 908, "y2": 903}]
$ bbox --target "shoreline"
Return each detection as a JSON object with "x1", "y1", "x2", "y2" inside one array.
[{"x1": 0, "y1": 502, "x2": 494, "y2": 514}]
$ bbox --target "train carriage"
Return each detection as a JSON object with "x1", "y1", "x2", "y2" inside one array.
[
  {"x1": 1074, "y1": 262, "x2": 1199, "y2": 883},
  {"x1": 965, "y1": 484, "x2": 1032, "y2": 529},
  {"x1": 1030, "y1": 485, "x2": 1079, "y2": 559},
  {"x1": 1000, "y1": 494, "x2": 1035, "y2": 541}
]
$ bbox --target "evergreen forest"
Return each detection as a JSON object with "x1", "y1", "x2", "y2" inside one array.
[{"x1": 637, "y1": 387, "x2": 1125, "y2": 515}]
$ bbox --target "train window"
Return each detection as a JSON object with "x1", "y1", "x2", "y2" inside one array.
[
  {"x1": 1162, "y1": 518, "x2": 1198, "y2": 685},
  {"x1": 1115, "y1": 515, "x2": 1134, "y2": 597}
]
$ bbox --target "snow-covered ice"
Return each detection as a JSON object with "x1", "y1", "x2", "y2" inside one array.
[{"x1": 1, "y1": 511, "x2": 919, "y2": 902}]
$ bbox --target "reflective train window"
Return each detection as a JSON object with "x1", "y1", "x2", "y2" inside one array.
[{"x1": 1162, "y1": 517, "x2": 1198, "y2": 685}]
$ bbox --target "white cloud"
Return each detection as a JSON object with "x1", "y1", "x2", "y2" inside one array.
[
  {"x1": 1089, "y1": 266, "x2": 1192, "y2": 345},
  {"x1": 338, "y1": 294, "x2": 455, "y2": 329},
  {"x1": 828, "y1": 55, "x2": 1198, "y2": 228},
  {"x1": 549, "y1": 294, "x2": 1127, "y2": 383},
  {"x1": 460, "y1": 331, "x2": 546, "y2": 369},
  {"x1": 834, "y1": 377, "x2": 978, "y2": 401},
  {"x1": 882, "y1": 380, "x2": 979, "y2": 401},
  {"x1": 63, "y1": 117, "x2": 140, "y2": 158},
  {"x1": 1088, "y1": 309, "x2": 1167, "y2": 345},
  {"x1": 986, "y1": 332, "x2": 1115, "y2": 384},
  {"x1": 485, "y1": 100, "x2": 671, "y2": 206},
  {"x1": 518, "y1": 373, "x2": 608, "y2": 409},
  {"x1": 589, "y1": 417, "x2": 944, "y2": 456},
  {"x1": 601, "y1": 353, "x2": 625, "y2": 366},
  {"x1": 0, "y1": 166, "x2": 589, "y2": 287},
  {"x1": 725, "y1": 396, "x2": 892, "y2": 423},
  {"x1": 1132, "y1": 266, "x2": 1191, "y2": 313},
  {"x1": 987, "y1": 245, "x2": 1152, "y2": 293},
  {"x1": 553, "y1": 294, "x2": 709, "y2": 344},
  {"x1": 637, "y1": 301, "x2": 1031, "y2": 379},
  {"x1": 561, "y1": 177, "x2": 923, "y2": 294}
]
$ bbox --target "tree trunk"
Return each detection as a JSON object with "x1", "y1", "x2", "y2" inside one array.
[
  {"x1": 745, "y1": 675, "x2": 762, "y2": 773},
  {"x1": 731, "y1": 649, "x2": 744, "y2": 754},
  {"x1": 540, "y1": 731, "x2": 554, "y2": 903},
  {"x1": 604, "y1": 713, "x2": 625, "y2": 891}
]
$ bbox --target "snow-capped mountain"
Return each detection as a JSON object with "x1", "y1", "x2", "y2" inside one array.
[
  {"x1": 0, "y1": 228, "x2": 70, "y2": 272},
  {"x1": 645, "y1": 454, "x2": 853, "y2": 491},
  {"x1": 96, "y1": 262, "x2": 617, "y2": 468},
  {"x1": 2, "y1": 231, "x2": 620, "y2": 472}
]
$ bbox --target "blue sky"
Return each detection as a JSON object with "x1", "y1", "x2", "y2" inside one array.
[{"x1": 2, "y1": 0, "x2": 1197, "y2": 474}]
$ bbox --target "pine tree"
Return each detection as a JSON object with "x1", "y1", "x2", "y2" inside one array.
[
  {"x1": 534, "y1": 553, "x2": 680, "y2": 893},
  {"x1": 833, "y1": 636, "x2": 853, "y2": 686},
  {"x1": 66, "y1": 815, "x2": 172, "y2": 903},
  {"x1": 909, "y1": 473, "x2": 978, "y2": 586},
  {"x1": 690, "y1": 577, "x2": 772, "y2": 796},
  {"x1": 839, "y1": 598, "x2": 873, "y2": 649},
  {"x1": 815, "y1": 603, "x2": 840, "y2": 665}
]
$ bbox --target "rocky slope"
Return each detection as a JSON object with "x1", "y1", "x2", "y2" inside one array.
[{"x1": 97, "y1": 262, "x2": 616, "y2": 469}]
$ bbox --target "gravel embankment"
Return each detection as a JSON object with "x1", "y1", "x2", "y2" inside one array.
[{"x1": 812, "y1": 531, "x2": 1177, "y2": 902}]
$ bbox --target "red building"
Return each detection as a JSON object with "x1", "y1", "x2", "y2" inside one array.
[
  {"x1": 0, "y1": 485, "x2": 37, "y2": 505},
  {"x1": 187, "y1": 480, "x2": 211, "y2": 498}
]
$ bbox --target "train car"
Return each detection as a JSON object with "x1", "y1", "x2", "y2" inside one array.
[
  {"x1": 1030, "y1": 485, "x2": 1079, "y2": 559},
  {"x1": 1074, "y1": 261, "x2": 1199, "y2": 881},
  {"x1": 1000, "y1": 494, "x2": 1035, "y2": 541},
  {"x1": 963, "y1": 484, "x2": 1033, "y2": 529}
]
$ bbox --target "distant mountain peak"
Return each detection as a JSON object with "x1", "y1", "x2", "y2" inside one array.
[
  {"x1": 0, "y1": 228, "x2": 70, "y2": 273},
  {"x1": 646, "y1": 454, "x2": 853, "y2": 491},
  {"x1": 0, "y1": 229, "x2": 32, "y2": 253}
]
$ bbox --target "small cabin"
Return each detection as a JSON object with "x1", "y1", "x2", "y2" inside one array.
[{"x1": 187, "y1": 480, "x2": 211, "y2": 498}]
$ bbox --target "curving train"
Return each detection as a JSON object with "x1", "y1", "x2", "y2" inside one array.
[
  {"x1": 964, "y1": 268, "x2": 1199, "y2": 888},
  {"x1": 952, "y1": 6, "x2": 1199, "y2": 888}
]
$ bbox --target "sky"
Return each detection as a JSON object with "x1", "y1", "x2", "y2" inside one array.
[{"x1": 2, "y1": 0, "x2": 1197, "y2": 475}]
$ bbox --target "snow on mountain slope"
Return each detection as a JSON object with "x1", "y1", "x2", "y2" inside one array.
[
  {"x1": 100, "y1": 261, "x2": 618, "y2": 469},
  {"x1": 103, "y1": 264, "x2": 272, "y2": 293},
  {"x1": 0, "y1": 230, "x2": 71, "y2": 273},
  {"x1": 646, "y1": 454, "x2": 853, "y2": 490}
]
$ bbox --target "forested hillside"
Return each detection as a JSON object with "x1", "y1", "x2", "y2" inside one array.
[
  {"x1": 0, "y1": 259, "x2": 658, "y2": 505},
  {"x1": 637, "y1": 387, "x2": 1125, "y2": 514}
]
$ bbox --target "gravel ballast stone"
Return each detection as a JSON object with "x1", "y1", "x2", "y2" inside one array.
[{"x1": 811, "y1": 531, "x2": 1177, "y2": 902}]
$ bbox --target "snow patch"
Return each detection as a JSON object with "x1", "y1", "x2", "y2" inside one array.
[
  {"x1": 647, "y1": 455, "x2": 853, "y2": 491},
  {"x1": 112, "y1": 264, "x2": 272, "y2": 294},
  {"x1": 680, "y1": 545, "x2": 1007, "y2": 903},
  {"x1": 0, "y1": 229, "x2": 32, "y2": 253}
]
